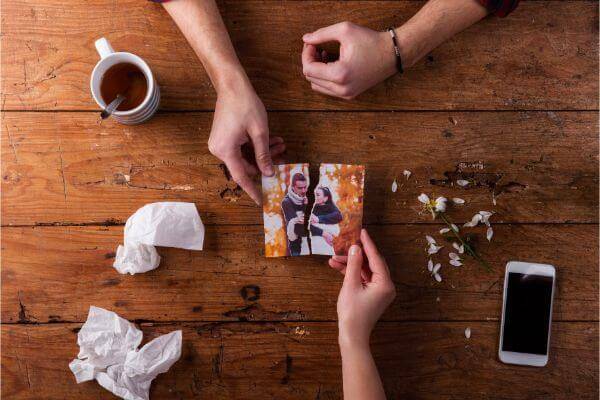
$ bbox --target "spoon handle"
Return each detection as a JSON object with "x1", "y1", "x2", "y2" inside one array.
[{"x1": 100, "y1": 94, "x2": 126, "y2": 119}]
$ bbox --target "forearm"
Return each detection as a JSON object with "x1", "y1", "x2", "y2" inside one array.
[
  {"x1": 339, "y1": 339, "x2": 387, "y2": 400},
  {"x1": 162, "y1": 0, "x2": 248, "y2": 92},
  {"x1": 396, "y1": 0, "x2": 489, "y2": 67}
]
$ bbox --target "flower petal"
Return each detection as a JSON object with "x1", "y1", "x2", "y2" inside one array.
[
  {"x1": 432, "y1": 263, "x2": 441, "y2": 274},
  {"x1": 428, "y1": 259, "x2": 434, "y2": 272},
  {"x1": 391, "y1": 179, "x2": 398, "y2": 193},
  {"x1": 450, "y1": 259, "x2": 463, "y2": 267},
  {"x1": 465, "y1": 327, "x2": 471, "y2": 339},
  {"x1": 439, "y1": 227, "x2": 450, "y2": 234},
  {"x1": 434, "y1": 273, "x2": 442, "y2": 282},
  {"x1": 418, "y1": 193, "x2": 430, "y2": 204},
  {"x1": 456, "y1": 179, "x2": 469, "y2": 187},
  {"x1": 486, "y1": 226, "x2": 494, "y2": 242},
  {"x1": 449, "y1": 252, "x2": 460, "y2": 260},
  {"x1": 451, "y1": 223, "x2": 459, "y2": 232},
  {"x1": 452, "y1": 197, "x2": 465, "y2": 204},
  {"x1": 427, "y1": 244, "x2": 443, "y2": 255},
  {"x1": 464, "y1": 213, "x2": 482, "y2": 228},
  {"x1": 425, "y1": 235, "x2": 436, "y2": 245},
  {"x1": 403, "y1": 170, "x2": 412, "y2": 180},
  {"x1": 434, "y1": 197, "x2": 448, "y2": 213}
]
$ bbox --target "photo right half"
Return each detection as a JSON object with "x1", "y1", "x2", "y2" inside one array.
[{"x1": 309, "y1": 164, "x2": 365, "y2": 256}]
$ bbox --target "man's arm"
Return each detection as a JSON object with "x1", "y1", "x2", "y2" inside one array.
[
  {"x1": 301, "y1": 0, "x2": 494, "y2": 99},
  {"x1": 162, "y1": 0, "x2": 284, "y2": 204}
]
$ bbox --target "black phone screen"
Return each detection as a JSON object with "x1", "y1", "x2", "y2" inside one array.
[{"x1": 502, "y1": 272, "x2": 554, "y2": 355}]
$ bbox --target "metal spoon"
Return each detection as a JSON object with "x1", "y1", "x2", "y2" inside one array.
[{"x1": 100, "y1": 94, "x2": 126, "y2": 119}]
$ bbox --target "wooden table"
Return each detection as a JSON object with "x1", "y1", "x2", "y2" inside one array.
[{"x1": 2, "y1": 1, "x2": 598, "y2": 398}]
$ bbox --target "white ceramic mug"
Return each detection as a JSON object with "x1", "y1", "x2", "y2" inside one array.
[{"x1": 90, "y1": 37, "x2": 160, "y2": 125}]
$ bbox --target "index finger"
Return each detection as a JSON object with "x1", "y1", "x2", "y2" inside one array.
[
  {"x1": 302, "y1": 44, "x2": 342, "y2": 82},
  {"x1": 225, "y1": 156, "x2": 262, "y2": 205}
]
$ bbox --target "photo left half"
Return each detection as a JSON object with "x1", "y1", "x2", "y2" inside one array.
[{"x1": 262, "y1": 164, "x2": 311, "y2": 257}]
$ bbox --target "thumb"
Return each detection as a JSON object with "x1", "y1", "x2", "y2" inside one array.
[
  {"x1": 249, "y1": 129, "x2": 274, "y2": 176},
  {"x1": 342, "y1": 245, "x2": 363, "y2": 288},
  {"x1": 303, "y1": 22, "x2": 347, "y2": 45}
]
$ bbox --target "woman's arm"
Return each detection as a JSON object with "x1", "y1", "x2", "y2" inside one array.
[
  {"x1": 301, "y1": 0, "x2": 491, "y2": 99},
  {"x1": 162, "y1": 0, "x2": 284, "y2": 204},
  {"x1": 329, "y1": 229, "x2": 396, "y2": 400}
]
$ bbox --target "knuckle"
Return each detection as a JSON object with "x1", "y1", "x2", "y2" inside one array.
[
  {"x1": 255, "y1": 151, "x2": 271, "y2": 163},
  {"x1": 340, "y1": 21, "x2": 353, "y2": 33}
]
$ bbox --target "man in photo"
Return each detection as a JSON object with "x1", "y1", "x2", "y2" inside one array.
[{"x1": 281, "y1": 173, "x2": 309, "y2": 256}]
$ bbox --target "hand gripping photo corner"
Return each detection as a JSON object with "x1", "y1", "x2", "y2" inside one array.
[{"x1": 262, "y1": 164, "x2": 365, "y2": 257}]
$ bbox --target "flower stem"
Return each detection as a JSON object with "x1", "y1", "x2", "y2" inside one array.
[{"x1": 439, "y1": 213, "x2": 491, "y2": 271}]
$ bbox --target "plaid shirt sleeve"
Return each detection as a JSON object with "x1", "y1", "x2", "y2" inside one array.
[{"x1": 478, "y1": 0, "x2": 519, "y2": 17}]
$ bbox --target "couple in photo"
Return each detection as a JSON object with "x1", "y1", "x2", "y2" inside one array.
[{"x1": 281, "y1": 173, "x2": 342, "y2": 256}]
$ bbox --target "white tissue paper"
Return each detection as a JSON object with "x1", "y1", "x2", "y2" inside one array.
[
  {"x1": 69, "y1": 306, "x2": 182, "y2": 400},
  {"x1": 113, "y1": 202, "x2": 204, "y2": 275}
]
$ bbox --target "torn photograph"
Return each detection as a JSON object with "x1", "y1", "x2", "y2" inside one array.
[
  {"x1": 309, "y1": 164, "x2": 365, "y2": 256},
  {"x1": 262, "y1": 164, "x2": 311, "y2": 257}
]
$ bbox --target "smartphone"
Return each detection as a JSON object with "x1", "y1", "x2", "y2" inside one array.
[{"x1": 498, "y1": 261, "x2": 556, "y2": 367}]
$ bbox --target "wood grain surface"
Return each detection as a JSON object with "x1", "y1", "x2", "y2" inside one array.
[
  {"x1": 2, "y1": 0, "x2": 598, "y2": 399},
  {"x1": 2, "y1": 224, "x2": 598, "y2": 323},
  {"x1": 1, "y1": 1, "x2": 598, "y2": 111},
  {"x1": 2, "y1": 322, "x2": 598, "y2": 399},
  {"x1": 2, "y1": 111, "x2": 597, "y2": 226}
]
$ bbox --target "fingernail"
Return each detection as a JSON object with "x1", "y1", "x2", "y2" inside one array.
[
  {"x1": 303, "y1": 33, "x2": 311, "y2": 41},
  {"x1": 265, "y1": 165, "x2": 275, "y2": 176},
  {"x1": 349, "y1": 245, "x2": 360, "y2": 256}
]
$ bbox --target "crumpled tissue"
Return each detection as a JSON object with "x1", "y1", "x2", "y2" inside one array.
[
  {"x1": 113, "y1": 202, "x2": 204, "y2": 274},
  {"x1": 69, "y1": 306, "x2": 182, "y2": 400}
]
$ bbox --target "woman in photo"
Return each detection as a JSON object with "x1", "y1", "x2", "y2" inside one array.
[{"x1": 310, "y1": 186, "x2": 343, "y2": 255}]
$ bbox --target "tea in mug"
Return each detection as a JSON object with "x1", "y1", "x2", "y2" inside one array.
[{"x1": 100, "y1": 63, "x2": 148, "y2": 111}]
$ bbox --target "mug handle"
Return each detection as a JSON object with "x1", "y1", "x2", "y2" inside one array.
[{"x1": 95, "y1": 37, "x2": 115, "y2": 59}]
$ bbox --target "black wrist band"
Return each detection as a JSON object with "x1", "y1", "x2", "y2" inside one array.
[{"x1": 387, "y1": 27, "x2": 404, "y2": 74}]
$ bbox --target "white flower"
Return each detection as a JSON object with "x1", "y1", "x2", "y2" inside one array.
[
  {"x1": 391, "y1": 179, "x2": 398, "y2": 193},
  {"x1": 452, "y1": 242, "x2": 465, "y2": 254},
  {"x1": 456, "y1": 179, "x2": 470, "y2": 187},
  {"x1": 426, "y1": 235, "x2": 436, "y2": 244},
  {"x1": 465, "y1": 327, "x2": 471, "y2": 339},
  {"x1": 418, "y1": 194, "x2": 447, "y2": 219},
  {"x1": 463, "y1": 213, "x2": 482, "y2": 228},
  {"x1": 428, "y1": 259, "x2": 434, "y2": 272},
  {"x1": 432, "y1": 262, "x2": 441, "y2": 274},
  {"x1": 449, "y1": 252, "x2": 460, "y2": 261},
  {"x1": 450, "y1": 259, "x2": 463, "y2": 267},
  {"x1": 452, "y1": 197, "x2": 465, "y2": 204},
  {"x1": 486, "y1": 226, "x2": 494, "y2": 241},
  {"x1": 418, "y1": 193, "x2": 430, "y2": 204},
  {"x1": 451, "y1": 223, "x2": 459, "y2": 232},
  {"x1": 403, "y1": 170, "x2": 412, "y2": 180},
  {"x1": 439, "y1": 227, "x2": 450, "y2": 234},
  {"x1": 434, "y1": 273, "x2": 442, "y2": 282}
]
